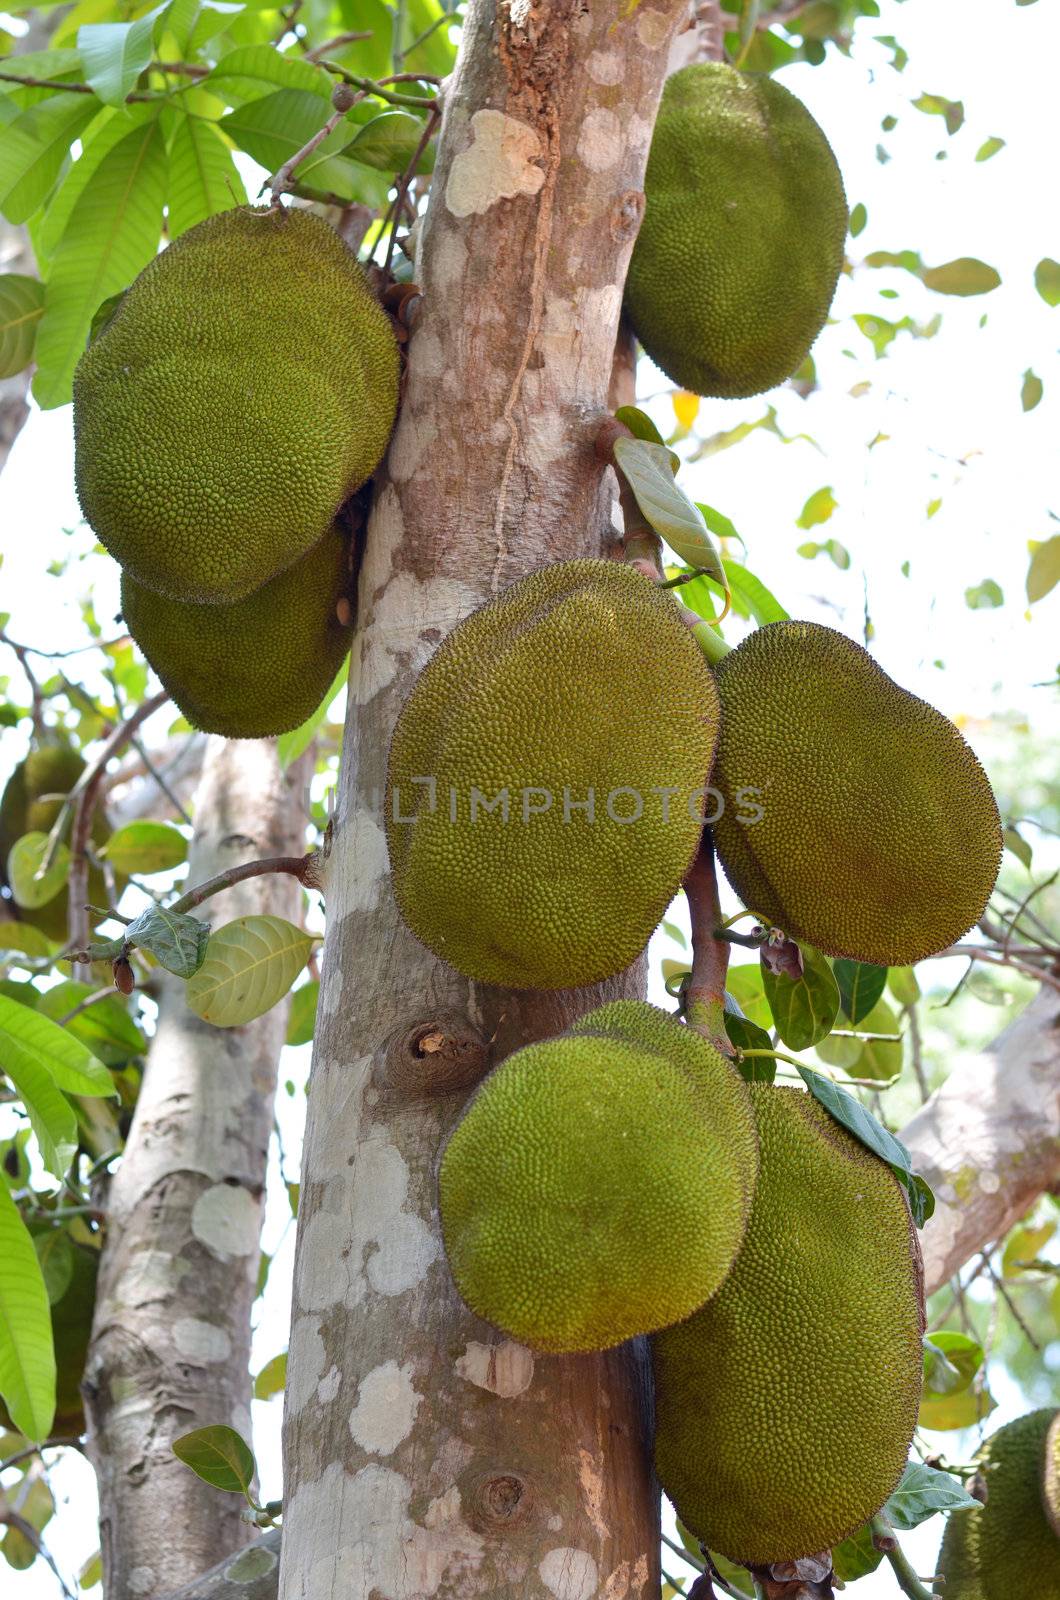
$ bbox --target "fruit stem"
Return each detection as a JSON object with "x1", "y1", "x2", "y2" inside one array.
[
  {"x1": 686, "y1": 615, "x2": 731, "y2": 666},
  {"x1": 869, "y1": 1516, "x2": 933, "y2": 1600}
]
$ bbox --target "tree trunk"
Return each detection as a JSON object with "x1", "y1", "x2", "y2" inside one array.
[
  {"x1": 83, "y1": 738, "x2": 308, "y2": 1599},
  {"x1": 279, "y1": 3, "x2": 687, "y2": 1596},
  {"x1": 901, "y1": 985, "x2": 1060, "y2": 1297}
]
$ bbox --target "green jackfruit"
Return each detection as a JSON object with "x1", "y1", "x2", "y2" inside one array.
[
  {"x1": 74, "y1": 205, "x2": 398, "y2": 604},
  {"x1": 935, "y1": 1409, "x2": 1060, "y2": 1599},
  {"x1": 121, "y1": 521, "x2": 352, "y2": 738},
  {"x1": 0, "y1": 745, "x2": 111, "y2": 941},
  {"x1": 386, "y1": 559, "x2": 720, "y2": 989},
  {"x1": 439, "y1": 1000, "x2": 758, "y2": 1353},
  {"x1": 625, "y1": 63, "x2": 847, "y2": 399},
  {"x1": 653, "y1": 1084, "x2": 924, "y2": 1565},
  {"x1": 1045, "y1": 1412, "x2": 1060, "y2": 1539},
  {"x1": 710, "y1": 621, "x2": 1002, "y2": 966}
]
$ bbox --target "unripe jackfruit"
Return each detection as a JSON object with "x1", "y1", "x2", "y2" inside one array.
[
  {"x1": 438, "y1": 1000, "x2": 758, "y2": 1353},
  {"x1": 386, "y1": 560, "x2": 720, "y2": 989},
  {"x1": 653, "y1": 1084, "x2": 924, "y2": 1566},
  {"x1": 710, "y1": 621, "x2": 1002, "y2": 966},
  {"x1": 121, "y1": 521, "x2": 352, "y2": 738},
  {"x1": 74, "y1": 205, "x2": 398, "y2": 604},
  {"x1": 625, "y1": 63, "x2": 847, "y2": 399},
  {"x1": 0, "y1": 745, "x2": 110, "y2": 940},
  {"x1": 935, "y1": 1409, "x2": 1060, "y2": 1599},
  {"x1": 1046, "y1": 1412, "x2": 1060, "y2": 1539}
]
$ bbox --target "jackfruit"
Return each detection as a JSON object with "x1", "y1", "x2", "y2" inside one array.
[
  {"x1": 73, "y1": 205, "x2": 398, "y2": 604},
  {"x1": 0, "y1": 745, "x2": 111, "y2": 941},
  {"x1": 710, "y1": 621, "x2": 1002, "y2": 967},
  {"x1": 934, "y1": 1409, "x2": 1060, "y2": 1599},
  {"x1": 438, "y1": 1000, "x2": 758, "y2": 1353},
  {"x1": 653, "y1": 1083, "x2": 924, "y2": 1565},
  {"x1": 1045, "y1": 1412, "x2": 1060, "y2": 1538},
  {"x1": 625, "y1": 63, "x2": 847, "y2": 399},
  {"x1": 120, "y1": 521, "x2": 352, "y2": 739},
  {"x1": 386, "y1": 559, "x2": 720, "y2": 989}
]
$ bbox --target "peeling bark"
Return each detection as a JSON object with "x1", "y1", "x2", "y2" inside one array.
[
  {"x1": 84, "y1": 739, "x2": 308, "y2": 1599},
  {"x1": 901, "y1": 986, "x2": 1060, "y2": 1297},
  {"x1": 280, "y1": 3, "x2": 687, "y2": 1596}
]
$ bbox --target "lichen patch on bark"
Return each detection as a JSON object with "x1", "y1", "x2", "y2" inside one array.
[
  {"x1": 190, "y1": 1182, "x2": 260, "y2": 1259},
  {"x1": 445, "y1": 109, "x2": 546, "y2": 217},
  {"x1": 348, "y1": 1360, "x2": 422, "y2": 1456},
  {"x1": 455, "y1": 1339, "x2": 535, "y2": 1397},
  {"x1": 539, "y1": 1546, "x2": 600, "y2": 1600}
]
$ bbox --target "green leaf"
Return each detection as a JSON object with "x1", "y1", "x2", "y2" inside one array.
[
  {"x1": 2, "y1": 1473, "x2": 56, "y2": 1567},
  {"x1": 724, "y1": 963, "x2": 773, "y2": 1029},
  {"x1": 900, "y1": 1170, "x2": 935, "y2": 1227},
  {"x1": 1021, "y1": 368, "x2": 1043, "y2": 412},
  {"x1": 252, "y1": 1350, "x2": 286, "y2": 1400},
  {"x1": 221, "y1": 90, "x2": 389, "y2": 206},
  {"x1": 724, "y1": 1013, "x2": 775, "y2": 1080},
  {"x1": 0, "y1": 275, "x2": 45, "y2": 378},
  {"x1": 1027, "y1": 535, "x2": 1060, "y2": 604},
  {"x1": 206, "y1": 42, "x2": 331, "y2": 100},
  {"x1": 1001, "y1": 1218, "x2": 1055, "y2": 1277},
  {"x1": 975, "y1": 136, "x2": 1005, "y2": 162},
  {"x1": 831, "y1": 1524, "x2": 883, "y2": 1581},
  {"x1": 78, "y1": 1551, "x2": 102, "y2": 1590},
  {"x1": 7, "y1": 832, "x2": 70, "y2": 910},
  {"x1": 922, "y1": 1330, "x2": 984, "y2": 1397},
  {"x1": 172, "y1": 1424, "x2": 256, "y2": 1494},
  {"x1": 100, "y1": 820, "x2": 187, "y2": 875},
  {"x1": 848, "y1": 200, "x2": 867, "y2": 237},
  {"x1": 833, "y1": 959, "x2": 888, "y2": 1024},
  {"x1": 285, "y1": 979, "x2": 319, "y2": 1046},
  {"x1": 0, "y1": 1183, "x2": 55, "y2": 1442},
  {"x1": 0, "y1": 922, "x2": 53, "y2": 965},
  {"x1": 887, "y1": 966, "x2": 920, "y2": 1008},
  {"x1": 185, "y1": 915, "x2": 315, "y2": 1027},
  {"x1": 1002, "y1": 824, "x2": 1033, "y2": 871},
  {"x1": 613, "y1": 405, "x2": 664, "y2": 445},
  {"x1": 34, "y1": 106, "x2": 137, "y2": 263},
  {"x1": 965, "y1": 577, "x2": 1003, "y2": 609},
  {"x1": 912, "y1": 92, "x2": 964, "y2": 135},
  {"x1": 124, "y1": 904, "x2": 210, "y2": 978},
  {"x1": 919, "y1": 1382, "x2": 996, "y2": 1431},
  {"x1": 78, "y1": 8, "x2": 162, "y2": 107},
  {"x1": 0, "y1": 94, "x2": 99, "y2": 225},
  {"x1": 921, "y1": 258, "x2": 1001, "y2": 296},
  {"x1": 722, "y1": 560, "x2": 789, "y2": 624},
  {"x1": 797, "y1": 1066, "x2": 913, "y2": 1171},
  {"x1": 1034, "y1": 258, "x2": 1060, "y2": 307},
  {"x1": 167, "y1": 113, "x2": 246, "y2": 239},
  {"x1": 34, "y1": 1228, "x2": 74, "y2": 1305},
  {"x1": 276, "y1": 653, "x2": 348, "y2": 769},
  {"x1": 883, "y1": 1461, "x2": 979, "y2": 1527},
  {"x1": 796, "y1": 485, "x2": 837, "y2": 529},
  {"x1": 35, "y1": 980, "x2": 146, "y2": 1066},
  {"x1": 611, "y1": 437, "x2": 726, "y2": 584},
  {"x1": 761, "y1": 944, "x2": 839, "y2": 1051},
  {"x1": 345, "y1": 109, "x2": 433, "y2": 173},
  {"x1": 852, "y1": 997, "x2": 903, "y2": 1082},
  {"x1": 32, "y1": 115, "x2": 167, "y2": 410},
  {"x1": 0, "y1": 992, "x2": 115, "y2": 1099}
]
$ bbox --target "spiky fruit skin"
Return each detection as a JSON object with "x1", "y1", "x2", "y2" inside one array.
[
  {"x1": 73, "y1": 205, "x2": 398, "y2": 604},
  {"x1": 710, "y1": 621, "x2": 1002, "y2": 966},
  {"x1": 1046, "y1": 1413, "x2": 1060, "y2": 1539},
  {"x1": 385, "y1": 559, "x2": 720, "y2": 989},
  {"x1": 935, "y1": 1410, "x2": 1060, "y2": 1598},
  {"x1": 439, "y1": 1001, "x2": 758, "y2": 1353},
  {"x1": 121, "y1": 522, "x2": 352, "y2": 738},
  {"x1": 624, "y1": 64, "x2": 847, "y2": 399},
  {"x1": 0, "y1": 746, "x2": 110, "y2": 939},
  {"x1": 653, "y1": 1084, "x2": 924, "y2": 1566}
]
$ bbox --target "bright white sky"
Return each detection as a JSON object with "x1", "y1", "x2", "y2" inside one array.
[{"x1": 2, "y1": 0, "x2": 1059, "y2": 1593}]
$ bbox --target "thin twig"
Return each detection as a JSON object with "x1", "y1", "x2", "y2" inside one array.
[
  {"x1": 383, "y1": 103, "x2": 439, "y2": 275},
  {"x1": 939, "y1": 943, "x2": 1060, "y2": 994},
  {"x1": 168, "y1": 853, "x2": 322, "y2": 916},
  {"x1": 127, "y1": 733, "x2": 193, "y2": 826},
  {"x1": 0, "y1": 1505, "x2": 75, "y2": 1599},
  {"x1": 980, "y1": 1252, "x2": 1042, "y2": 1352},
  {"x1": 268, "y1": 105, "x2": 349, "y2": 197},
  {"x1": 1, "y1": 632, "x2": 127, "y2": 661},
  {"x1": 3, "y1": 636, "x2": 45, "y2": 737},
  {"x1": 0, "y1": 68, "x2": 157, "y2": 100},
  {"x1": 318, "y1": 61, "x2": 436, "y2": 107},
  {"x1": 402, "y1": 13, "x2": 448, "y2": 57},
  {"x1": 869, "y1": 1517, "x2": 933, "y2": 1600},
  {"x1": 662, "y1": 1531, "x2": 705, "y2": 1572},
  {"x1": 0, "y1": 1438, "x2": 78, "y2": 1474},
  {"x1": 304, "y1": 30, "x2": 373, "y2": 60},
  {"x1": 56, "y1": 986, "x2": 117, "y2": 1027},
  {"x1": 905, "y1": 999, "x2": 929, "y2": 1102},
  {"x1": 151, "y1": 60, "x2": 208, "y2": 77}
]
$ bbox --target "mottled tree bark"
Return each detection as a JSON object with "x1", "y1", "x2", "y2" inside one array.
[
  {"x1": 279, "y1": 3, "x2": 688, "y2": 1596},
  {"x1": 901, "y1": 985, "x2": 1060, "y2": 1297},
  {"x1": 83, "y1": 739, "x2": 308, "y2": 1599}
]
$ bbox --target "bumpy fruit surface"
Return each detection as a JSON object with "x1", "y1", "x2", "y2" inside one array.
[
  {"x1": 74, "y1": 205, "x2": 398, "y2": 603},
  {"x1": 653, "y1": 1084, "x2": 924, "y2": 1565},
  {"x1": 121, "y1": 522, "x2": 352, "y2": 738},
  {"x1": 625, "y1": 63, "x2": 847, "y2": 399},
  {"x1": 710, "y1": 620, "x2": 1002, "y2": 966},
  {"x1": 935, "y1": 1409, "x2": 1060, "y2": 1598},
  {"x1": 439, "y1": 1001, "x2": 758, "y2": 1353},
  {"x1": 386, "y1": 559, "x2": 720, "y2": 989}
]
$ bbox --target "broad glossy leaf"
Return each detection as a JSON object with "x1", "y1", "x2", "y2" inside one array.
[
  {"x1": 761, "y1": 943, "x2": 839, "y2": 1051},
  {"x1": 33, "y1": 115, "x2": 167, "y2": 409},
  {"x1": 725, "y1": 1014, "x2": 775, "y2": 1082},
  {"x1": 7, "y1": 831, "x2": 69, "y2": 910},
  {"x1": 167, "y1": 112, "x2": 246, "y2": 238},
  {"x1": 207, "y1": 42, "x2": 331, "y2": 99},
  {"x1": 1034, "y1": 258, "x2": 1060, "y2": 307},
  {"x1": 0, "y1": 94, "x2": 98, "y2": 224},
  {"x1": 848, "y1": 201, "x2": 867, "y2": 237},
  {"x1": 2, "y1": 1473, "x2": 55, "y2": 1567},
  {"x1": 35, "y1": 980, "x2": 146, "y2": 1066},
  {"x1": 34, "y1": 106, "x2": 138, "y2": 262},
  {"x1": 796, "y1": 1066, "x2": 913, "y2": 1173},
  {"x1": 0, "y1": 273, "x2": 44, "y2": 377},
  {"x1": 831, "y1": 1524, "x2": 883, "y2": 1581},
  {"x1": 922, "y1": 1330, "x2": 984, "y2": 1397},
  {"x1": 1027, "y1": 535, "x2": 1060, "y2": 604},
  {"x1": 78, "y1": 9, "x2": 161, "y2": 107},
  {"x1": 1021, "y1": 368, "x2": 1043, "y2": 412},
  {"x1": 285, "y1": 979, "x2": 319, "y2": 1047},
  {"x1": 0, "y1": 1180, "x2": 56, "y2": 1441},
  {"x1": 173, "y1": 1424, "x2": 255, "y2": 1493},
  {"x1": 185, "y1": 915, "x2": 314, "y2": 1027},
  {"x1": 33, "y1": 1228, "x2": 74, "y2": 1305},
  {"x1": 221, "y1": 90, "x2": 389, "y2": 206},
  {"x1": 612, "y1": 437, "x2": 726, "y2": 583},
  {"x1": 101, "y1": 820, "x2": 188, "y2": 875},
  {"x1": 888, "y1": 965, "x2": 920, "y2": 1006},
  {"x1": 1001, "y1": 1218, "x2": 1055, "y2": 1277},
  {"x1": 854, "y1": 996, "x2": 903, "y2": 1082},
  {"x1": 613, "y1": 404, "x2": 664, "y2": 445},
  {"x1": 125, "y1": 905, "x2": 210, "y2": 978},
  {"x1": 883, "y1": 1461, "x2": 979, "y2": 1526},
  {"x1": 252, "y1": 1350, "x2": 286, "y2": 1400},
  {"x1": 833, "y1": 958, "x2": 888, "y2": 1025},
  {"x1": 724, "y1": 962, "x2": 772, "y2": 1028},
  {"x1": 723, "y1": 559, "x2": 789, "y2": 624},
  {"x1": 345, "y1": 109, "x2": 434, "y2": 173},
  {"x1": 921, "y1": 257, "x2": 1000, "y2": 296},
  {"x1": 0, "y1": 992, "x2": 114, "y2": 1098}
]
